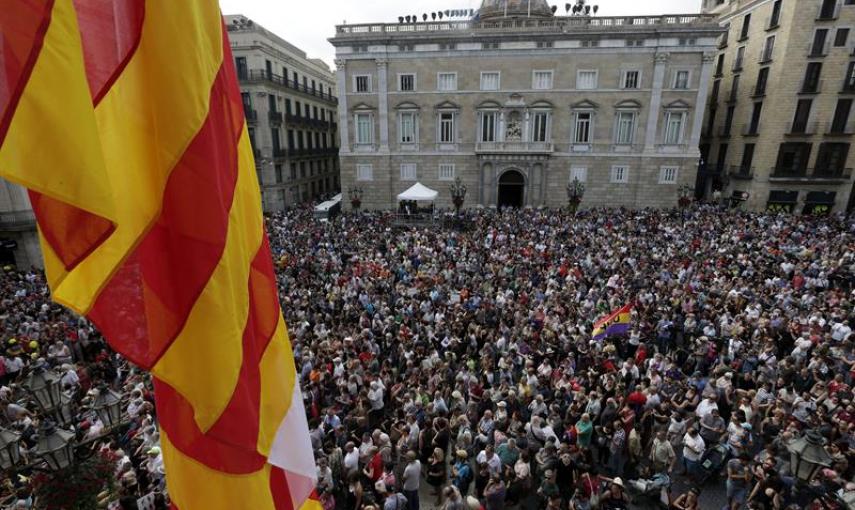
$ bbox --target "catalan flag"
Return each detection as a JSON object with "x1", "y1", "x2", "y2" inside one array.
[
  {"x1": 592, "y1": 303, "x2": 633, "y2": 341},
  {"x1": 0, "y1": 1, "x2": 319, "y2": 509}
]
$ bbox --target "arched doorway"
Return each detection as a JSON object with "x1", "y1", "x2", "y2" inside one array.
[{"x1": 497, "y1": 170, "x2": 525, "y2": 208}]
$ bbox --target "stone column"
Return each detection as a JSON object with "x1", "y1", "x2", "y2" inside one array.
[
  {"x1": 523, "y1": 110, "x2": 531, "y2": 143},
  {"x1": 335, "y1": 58, "x2": 350, "y2": 154},
  {"x1": 688, "y1": 52, "x2": 716, "y2": 150},
  {"x1": 376, "y1": 59, "x2": 390, "y2": 153},
  {"x1": 499, "y1": 112, "x2": 506, "y2": 142},
  {"x1": 644, "y1": 52, "x2": 669, "y2": 151}
]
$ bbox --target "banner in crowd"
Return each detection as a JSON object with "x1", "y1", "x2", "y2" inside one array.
[
  {"x1": 0, "y1": 1, "x2": 318, "y2": 509},
  {"x1": 592, "y1": 303, "x2": 633, "y2": 340}
]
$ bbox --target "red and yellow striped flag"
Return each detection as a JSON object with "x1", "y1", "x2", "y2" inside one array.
[{"x1": 0, "y1": 1, "x2": 320, "y2": 508}]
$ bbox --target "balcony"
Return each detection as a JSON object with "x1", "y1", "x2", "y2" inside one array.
[
  {"x1": 732, "y1": 59, "x2": 744, "y2": 72},
  {"x1": 268, "y1": 111, "x2": 283, "y2": 124},
  {"x1": 475, "y1": 141, "x2": 554, "y2": 154},
  {"x1": 759, "y1": 48, "x2": 774, "y2": 64},
  {"x1": 799, "y1": 79, "x2": 823, "y2": 95},
  {"x1": 786, "y1": 122, "x2": 819, "y2": 136},
  {"x1": 742, "y1": 123, "x2": 761, "y2": 136},
  {"x1": 766, "y1": 15, "x2": 780, "y2": 30},
  {"x1": 825, "y1": 122, "x2": 855, "y2": 135},
  {"x1": 242, "y1": 70, "x2": 338, "y2": 105},
  {"x1": 272, "y1": 148, "x2": 287, "y2": 159},
  {"x1": 728, "y1": 165, "x2": 754, "y2": 179},
  {"x1": 0, "y1": 210, "x2": 36, "y2": 230},
  {"x1": 769, "y1": 167, "x2": 852, "y2": 182},
  {"x1": 244, "y1": 107, "x2": 258, "y2": 124},
  {"x1": 807, "y1": 41, "x2": 830, "y2": 58}
]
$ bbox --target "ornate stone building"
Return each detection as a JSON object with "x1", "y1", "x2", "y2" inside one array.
[
  {"x1": 330, "y1": 0, "x2": 721, "y2": 210},
  {"x1": 700, "y1": 0, "x2": 855, "y2": 213}
]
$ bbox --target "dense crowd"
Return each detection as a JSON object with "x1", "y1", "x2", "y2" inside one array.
[
  {"x1": 2, "y1": 205, "x2": 855, "y2": 510},
  {"x1": 269, "y1": 205, "x2": 855, "y2": 510}
]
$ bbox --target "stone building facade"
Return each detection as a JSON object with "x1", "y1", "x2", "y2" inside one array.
[
  {"x1": 700, "y1": 0, "x2": 855, "y2": 213},
  {"x1": 227, "y1": 15, "x2": 340, "y2": 211},
  {"x1": 329, "y1": 0, "x2": 721, "y2": 210}
]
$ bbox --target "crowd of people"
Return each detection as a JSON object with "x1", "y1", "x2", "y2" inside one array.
[
  {"x1": 2, "y1": 204, "x2": 855, "y2": 510},
  {"x1": 270, "y1": 205, "x2": 855, "y2": 510}
]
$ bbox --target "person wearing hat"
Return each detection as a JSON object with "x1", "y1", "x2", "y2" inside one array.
[{"x1": 599, "y1": 477, "x2": 630, "y2": 509}]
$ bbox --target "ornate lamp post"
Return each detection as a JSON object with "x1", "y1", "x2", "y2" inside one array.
[
  {"x1": 678, "y1": 184, "x2": 694, "y2": 209},
  {"x1": 23, "y1": 364, "x2": 62, "y2": 413},
  {"x1": 348, "y1": 186, "x2": 363, "y2": 212},
  {"x1": 36, "y1": 421, "x2": 76, "y2": 471},
  {"x1": 787, "y1": 430, "x2": 834, "y2": 483},
  {"x1": 92, "y1": 385, "x2": 123, "y2": 431},
  {"x1": 0, "y1": 428, "x2": 21, "y2": 470},
  {"x1": 449, "y1": 177, "x2": 467, "y2": 214},
  {"x1": 566, "y1": 177, "x2": 585, "y2": 214}
]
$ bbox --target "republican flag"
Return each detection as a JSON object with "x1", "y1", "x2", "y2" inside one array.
[
  {"x1": 591, "y1": 303, "x2": 633, "y2": 341},
  {"x1": 0, "y1": 1, "x2": 319, "y2": 509}
]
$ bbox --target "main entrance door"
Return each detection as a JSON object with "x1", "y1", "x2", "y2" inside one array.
[{"x1": 497, "y1": 170, "x2": 525, "y2": 208}]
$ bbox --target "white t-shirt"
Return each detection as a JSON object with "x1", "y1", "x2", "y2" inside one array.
[{"x1": 682, "y1": 433, "x2": 705, "y2": 461}]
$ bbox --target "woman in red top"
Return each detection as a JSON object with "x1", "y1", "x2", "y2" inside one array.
[{"x1": 363, "y1": 446, "x2": 383, "y2": 483}]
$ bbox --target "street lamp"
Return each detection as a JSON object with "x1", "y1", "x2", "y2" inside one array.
[
  {"x1": 566, "y1": 177, "x2": 585, "y2": 214},
  {"x1": 92, "y1": 386, "x2": 123, "y2": 431},
  {"x1": 449, "y1": 177, "x2": 467, "y2": 214},
  {"x1": 678, "y1": 184, "x2": 694, "y2": 209},
  {"x1": 0, "y1": 428, "x2": 21, "y2": 470},
  {"x1": 348, "y1": 186, "x2": 363, "y2": 212},
  {"x1": 36, "y1": 421, "x2": 76, "y2": 471},
  {"x1": 787, "y1": 430, "x2": 833, "y2": 483},
  {"x1": 24, "y1": 364, "x2": 62, "y2": 413}
]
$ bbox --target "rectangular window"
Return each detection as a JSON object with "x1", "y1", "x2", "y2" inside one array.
[
  {"x1": 748, "y1": 101, "x2": 763, "y2": 133},
  {"x1": 574, "y1": 112, "x2": 593, "y2": 143},
  {"x1": 664, "y1": 112, "x2": 685, "y2": 144},
  {"x1": 400, "y1": 163, "x2": 417, "y2": 181},
  {"x1": 622, "y1": 70, "x2": 640, "y2": 89},
  {"x1": 532, "y1": 70, "x2": 554, "y2": 90},
  {"x1": 734, "y1": 46, "x2": 746, "y2": 70},
  {"x1": 290, "y1": 163, "x2": 297, "y2": 180},
  {"x1": 802, "y1": 62, "x2": 822, "y2": 92},
  {"x1": 845, "y1": 62, "x2": 855, "y2": 91},
  {"x1": 769, "y1": 0, "x2": 782, "y2": 27},
  {"x1": 711, "y1": 80, "x2": 721, "y2": 102},
  {"x1": 739, "y1": 13, "x2": 751, "y2": 39},
  {"x1": 836, "y1": 28, "x2": 850, "y2": 47},
  {"x1": 480, "y1": 72, "x2": 500, "y2": 91},
  {"x1": 439, "y1": 112, "x2": 455, "y2": 143},
  {"x1": 729, "y1": 75, "x2": 740, "y2": 102},
  {"x1": 235, "y1": 57, "x2": 248, "y2": 79},
  {"x1": 480, "y1": 112, "x2": 497, "y2": 142},
  {"x1": 716, "y1": 144, "x2": 729, "y2": 173},
  {"x1": 570, "y1": 166, "x2": 587, "y2": 182},
  {"x1": 615, "y1": 112, "x2": 636, "y2": 144},
  {"x1": 831, "y1": 98, "x2": 852, "y2": 132},
  {"x1": 673, "y1": 70, "x2": 690, "y2": 89},
  {"x1": 531, "y1": 112, "x2": 549, "y2": 142},
  {"x1": 399, "y1": 74, "x2": 415, "y2": 91},
  {"x1": 438, "y1": 164, "x2": 456, "y2": 180},
  {"x1": 815, "y1": 142, "x2": 850, "y2": 174},
  {"x1": 577, "y1": 70, "x2": 598, "y2": 90},
  {"x1": 775, "y1": 142, "x2": 812, "y2": 174},
  {"x1": 355, "y1": 113, "x2": 373, "y2": 144},
  {"x1": 354, "y1": 75, "x2": 371, "y2": 93},
  {"x1": 437, "y1": 73, "x2": 457, "y2": 91},
  {"x1": 724, "y1": 105, "x2": 735, "y2": 135},
  {"x1": 659, "y1": 166, "x2": 678, "y2": 184},
  {"x1": 356, "y1": 164, "x2": 373, "y2": 181},
  {"x1": 399, "y1": 112, "x2": 417, "y2": 143},
  {"x1": 761, "y1": 35, "x2": 775, "y2": 62},
  {"x1": 755, "y1": 67, "x2": 769, "y2": 95},
  {"x1": 740, "y1": 144, "x2": 756, "y2": 172},
  {"x1": 811, "y1": 29, "x2": 829, "y2": 56},
  {"x1": 819, "y1": 0, "x2": 837, "y2": 19},
  {"x1": 610, "y1": 165, "x2": 629, "y2": 183}
]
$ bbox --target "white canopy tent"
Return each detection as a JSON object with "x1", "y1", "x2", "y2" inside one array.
[{"x1": 397, "y1": 182, "x2": 438, "y2": 202}]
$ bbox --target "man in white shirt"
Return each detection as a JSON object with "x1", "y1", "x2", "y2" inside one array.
[
  {"x1": 682, "y1": 427, "x2": 705, "y2": 481},
  {"x1": 476, "y1": 444, "x2": 503, "y2": 476},
  {"x1": 343, "y1": 442, "x2": 360, "y2": 477},
  {"x1": 696, "y1": 394, "x2": 719, "y2": 419}
]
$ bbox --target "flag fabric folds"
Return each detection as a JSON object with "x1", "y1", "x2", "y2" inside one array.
[
  {"x1": 592, "y1": 303, "x2": 633, "y2": 341},
  {"x1": 0, "y1": 1, "x2": 319, "y2": 509}
]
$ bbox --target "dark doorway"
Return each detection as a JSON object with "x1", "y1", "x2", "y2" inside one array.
[{"x1": 497, "y1": 170, "x2": 525, "y2": 208}]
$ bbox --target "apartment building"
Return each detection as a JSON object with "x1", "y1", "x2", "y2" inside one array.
[{"x1": 700, "y1": 0, "x2": 855, "y2": 213}]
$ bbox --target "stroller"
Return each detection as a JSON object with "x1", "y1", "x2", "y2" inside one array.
[
  {"x1": 626, "y1": 473, "x2": 672, "y2": 509},
  {"x1": 698, "y1": 444, "x2": 730, "y2": 484}
]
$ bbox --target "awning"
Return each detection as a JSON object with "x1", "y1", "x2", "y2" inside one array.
[{"x1": 397, "y1": 182, "x2": 438, "y2": 201}]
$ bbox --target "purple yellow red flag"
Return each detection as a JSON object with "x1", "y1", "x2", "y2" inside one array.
[
  {"x1": 592, "y1": 303, "x2": 633, "y2": 340},
  {"x1": 0, "y1": 1, "x2": 319, "y2": 508}
]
